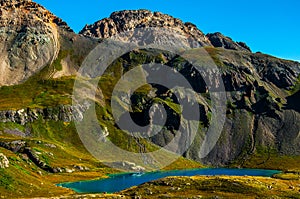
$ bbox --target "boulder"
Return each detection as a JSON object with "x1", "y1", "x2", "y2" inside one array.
[{"x1": 0, "y1": 153, "x2": 9, "y2": 168}]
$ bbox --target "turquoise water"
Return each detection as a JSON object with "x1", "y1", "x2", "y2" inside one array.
[{"x1": 57, "y1": 168, "x2": 281, "y2": 193}]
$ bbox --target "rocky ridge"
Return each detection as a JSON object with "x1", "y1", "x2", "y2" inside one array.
[{"x1": 0, "y1": 140, "x2": 90, "y2": 173}]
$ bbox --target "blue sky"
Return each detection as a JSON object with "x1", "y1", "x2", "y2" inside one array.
[{"x1": 34, "y1": 0, "x2": 300, "y2": 62}]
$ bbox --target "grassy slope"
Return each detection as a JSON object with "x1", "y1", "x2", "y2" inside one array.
[
  {"x1": 121, "y1": 175, "x2": 300, "y2": 199},
  {"x1": 0, "y1": 118, "x2": 202, "y2": 198},
  {"x1": 0, "y1": 60, "x2": 75, "y2": 110},
  {"x1": 0, "y1": 146, "x2": 114, "y2": 198}
]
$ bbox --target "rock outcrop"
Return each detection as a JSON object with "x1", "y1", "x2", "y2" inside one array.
[
  {"x1": 0, "y1": 153, "x2": 9, "y2": 168},
  {"x1": 207, "y1": 32, "x2": 251, "y2": 52},
  {"x1": 0, "y1": 103, "x2": 90, "y2": 125},
  {"x1": 111, "y1": 161, "x2": 146, "y2": 172}
]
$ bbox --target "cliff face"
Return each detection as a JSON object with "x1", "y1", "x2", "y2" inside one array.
[{"x1": 0, "y1": 0, "x2": 73, "y2": 86}]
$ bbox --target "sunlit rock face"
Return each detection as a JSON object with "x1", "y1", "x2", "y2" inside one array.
[
  {"x1": 79, "y1": 9, "x2": 212, "y2": 47},
  {"x1": 0, "y1": 0, "x2": 72, "y2": 86}
]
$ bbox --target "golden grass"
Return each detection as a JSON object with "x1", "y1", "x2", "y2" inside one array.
[{"x1": 121, "y1": 175, "x2": 300, "y2": 199}]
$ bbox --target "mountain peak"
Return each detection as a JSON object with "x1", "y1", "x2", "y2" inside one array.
[
  {"x1": 79, "y1": 9, "x2": 212, "y2": 47},
  {"x1": 79, "y1": 9, "x2": 251, "y2": 52}
]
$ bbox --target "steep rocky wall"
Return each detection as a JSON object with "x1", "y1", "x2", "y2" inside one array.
[{"x1": 199, "y1": 109, "x2": 300, "y2": 166}]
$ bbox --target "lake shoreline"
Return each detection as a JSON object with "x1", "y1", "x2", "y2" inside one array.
[{"x1": 57, "y1": 168, "x2": 282, "y2": 194}]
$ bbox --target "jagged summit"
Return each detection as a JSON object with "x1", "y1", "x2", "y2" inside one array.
[
  {"x1": 79, "y1": 9, "x2": 251, "y2": 52},
  {"x1": 79, "y1": 9, "x2": 211, "y2": 47}
]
